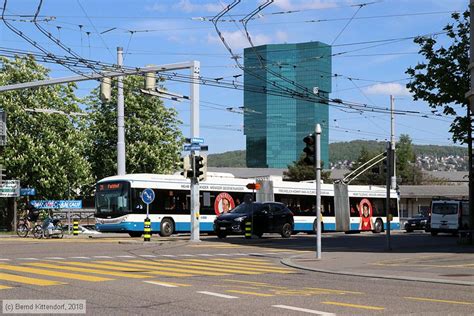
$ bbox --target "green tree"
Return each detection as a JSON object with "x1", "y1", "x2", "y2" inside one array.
[
  {"x1": 345, "y1": 147, "x2": 385, "y2": 185},
  {"x1": 284, "y1": 155, "x2": 331, "y2": 183},
  {"x1": 86, "y1": 76, "x2": 183, "y2": 184},
  {"x1": 406, "y1": 10, "x2": 469, "y2": 144},
  {"x1": 0, "y1": 56, "x2": 92, "y2": 200},
  {"x1": 396, "y1": 134, "x2": 423, "y2": 184}
]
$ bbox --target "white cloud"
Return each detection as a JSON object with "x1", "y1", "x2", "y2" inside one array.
[
  {"x1": 273, "y1": 0, "x2": 340, "y2": 10},
  {"x1": 174, "y1": 0, "x2": 223, "y2": 13},
  {"x1": 208, "y1": 30, "x2": 272, "y2": 50},
  {"x1": 275, "y1": 31, "x2": 288, "y2": 42},
  {"x1": 364, "y1": 83, "x2": 411, "y2": 96},
  {"x1": 145, "y1": 3, "x2": 167, "y2": 12}
]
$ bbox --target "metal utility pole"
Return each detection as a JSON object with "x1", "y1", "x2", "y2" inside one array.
[
  {"x1": 315, "y1": 124, "x2": 322, "y2": 260},
  {"x1": 385, "y1": 142, "x2": 392, "y2": 251},
  {"x1": 390, "y1": 95, "x2": 396, "y2": 190},
  {"x1": 190, "y1": 61, "x2": 201, "y2": 242},
  {"x1": 117, "y1": 47, "x2": 126, "y2": 176},
  {"x1": 467, "y1": 0, "x2": 474, "y2": 243}
]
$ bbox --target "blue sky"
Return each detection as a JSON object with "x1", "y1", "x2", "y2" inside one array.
[{"x1": 0, "y1": 0, "x2": 468, "y2": 154}]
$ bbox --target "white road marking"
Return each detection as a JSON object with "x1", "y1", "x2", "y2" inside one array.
[
  {"x1": 161, "y1": 255, "x2": 176, "y2": 258},
  {"x1": 144, "y1": 281, "x2": 178, "y2": 288},
  {"x1": 180, "y1": 254, "x2": 195, "y2": 257},
  {"x1": 116, "y1": 255, "x2": 136, "y2": 258},
  {"x1": 93, "y1": 256, "x2": 113, "y2": 258},
  {"x1": 0, "y1": 259, "x2": 11, "y2": 261},
  {"x1": 44, "y1": 257, "x2": 65, "y2": 260},
  {"x1": 273, "y1": 305, "x2": 336, "y2": 315},
  {"x1": 69, "y1": 257, "x2": 91, "y2": 259},
  {"x1": 139, "y1": 255, "x2": 156, "y2": 258},
  {"x1": 197, "y1": 291, "x2": 238, "y2": 299},
  {"x1": 197, "y1": 254, "x2": 213, "y2": 256},
  {"x1": 216, "y1": 254, "x2": 230, "y2": 256},
  {"x1": 17, "y1": 258, "x2": 39, "y2": 261}
]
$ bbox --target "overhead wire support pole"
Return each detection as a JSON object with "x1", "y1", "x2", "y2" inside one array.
[
  {"x1": 190, "y1": 61, "x2": 201, "y2": 242},
  {"x1": 315, "y1": 124, "x2": 322, "y2": 260},
  {"x1": 385, "y1": 142, "x2": 392, "y2": 251},
  {"x1": 117, "y1": 47, "x2": 125, "y2": 175},
  {"x1": 390, "y1": 95, "x2": 396, "y2": 190}
]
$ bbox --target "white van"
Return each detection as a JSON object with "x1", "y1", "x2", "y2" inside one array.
[{"x1": 430, "y1": 200, "x2": 469, "y2": 236}]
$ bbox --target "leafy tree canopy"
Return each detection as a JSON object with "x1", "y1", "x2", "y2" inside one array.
[
  {"x1": 284, "y1": 155, "x2": 332, "y2": 183},
  {"x1": 0, "y1": 55, "x2": 92, "y2": 199},
  {"x1": 86, "y1": 75, "x2": 184, "y2": 184},
  {"x1": 406, "y1": 10, "x2": 469, "y2": 144}
]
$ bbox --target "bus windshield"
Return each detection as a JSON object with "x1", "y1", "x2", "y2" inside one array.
[
  {"x1": 432, "y1": 203, "x2": 458, "y2": 215},
  {"x1": 95, "y1": 181, "x2": 131, "y2": 216}
]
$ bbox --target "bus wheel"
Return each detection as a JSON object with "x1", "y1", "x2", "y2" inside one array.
[
  {"x1": 217, "y1": 232, "x2": 227, "y2": 239},
  {"x1": 159, "y1": 218, "x2": 174, "y2": 237},
  {"x1": 373, "y1": 219, "x2": 383, "y2": 233}
]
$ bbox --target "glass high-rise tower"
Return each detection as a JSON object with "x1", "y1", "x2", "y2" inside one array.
[{"x1": 243, "y1": 41, "x2": 331, "y2": 168}]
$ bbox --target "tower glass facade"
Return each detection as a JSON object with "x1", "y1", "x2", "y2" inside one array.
[{"x1": 244, "y1": 41, "x2": 331, "y2": 168}]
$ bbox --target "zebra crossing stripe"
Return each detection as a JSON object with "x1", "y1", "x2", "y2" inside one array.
[
  {"x1": 142, "y1": 259, "x2": 261, "y2": 275},
  {"x1": 96, "y1": 261, "x2": 228, "y2": 277},
  {"x1": 25, "y1": 262, "x2": 152, "y2": 279},
  {"x1": 0, "y1": 272, "x2": 65, "y2": 286},
  {"x1": 0, "y1": 264, "x2": 111, "y2": 282}
]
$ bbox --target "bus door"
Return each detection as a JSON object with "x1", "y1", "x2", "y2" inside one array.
[{"x1": 334, "y1": 183, "x2": 350, "y2": 231}]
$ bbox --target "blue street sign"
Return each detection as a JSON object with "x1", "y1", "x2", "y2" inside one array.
[
  {"x1": 184, "y1": 144, "x2": 201, "y2": 151},
  {"x1": 20, "y1": 188, "x2": 36, "y2": 196},
  {"x1": 141, "y1": 188, "x2": 155, "y2": 205},
  {"x1": 190, "y1": 137, "x2": 204, "y2": 144}
]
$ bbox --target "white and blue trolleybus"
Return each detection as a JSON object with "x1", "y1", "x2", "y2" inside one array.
[{"x1": 94, "y1": 173, "x2": 400, "y2": 237}]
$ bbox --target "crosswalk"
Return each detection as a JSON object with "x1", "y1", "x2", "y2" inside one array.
[{"x1": 0, "y1": 257, "x2": 294, "y2": 292}]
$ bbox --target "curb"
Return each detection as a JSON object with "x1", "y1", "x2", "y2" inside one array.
[{"x1": 280, "y1": 254, "x2": 474, "y2": 287}]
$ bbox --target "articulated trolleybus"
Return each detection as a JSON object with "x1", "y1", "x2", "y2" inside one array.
[{"x1": 95, "y1": 173, "x2": 399, "y2": 237}]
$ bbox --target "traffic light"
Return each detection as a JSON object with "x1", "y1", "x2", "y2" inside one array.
[
  {"x1": 100, "y1": 77, "x2": 111, "y2": 103},
  {"x1": 180, "y1": 155, "x2": 193, "y2": 179},
  {"x1": 303, "y1": 133, "x2": 315, "y2": 165},
  {"x1": 194, "y1": 155, "x2": 207, "y2": 182}
]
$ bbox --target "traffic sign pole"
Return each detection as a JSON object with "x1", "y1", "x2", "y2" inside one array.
[{"x1": 141, "y1": 188, "x2": 155, "y2": 242}]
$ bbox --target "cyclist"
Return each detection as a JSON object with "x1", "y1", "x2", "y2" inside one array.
[{"x1": 25, "y1": 204, "x2": 40, "y2": 229}]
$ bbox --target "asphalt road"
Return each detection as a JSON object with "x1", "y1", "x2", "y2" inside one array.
[{"x1": 0, "y1": 232, "x2": 473, "y2": 315}]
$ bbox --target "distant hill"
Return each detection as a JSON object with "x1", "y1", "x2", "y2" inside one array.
[
  {"x1": 208, "y1": 150, "x2": 246, "y2": 167},
  {"x1": 208, "y1": 142, "x2": 467, "y2": 168},
  {"x1": 329, "y1": 141, "x2": 467, "y2": 164}
]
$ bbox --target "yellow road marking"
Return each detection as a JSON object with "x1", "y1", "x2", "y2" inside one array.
[
  {"x1": 25, "y1": 262, "x2": 151, "y2": 279},
  {"x1": 97, "y1": 261, "x2": 227, "y2": 277},
  {"x1": 226, "y1": 257, "x2": 270, "y2": 263},
  {"x1": 138, "y1": 259, "x2": 261, "y2": 275},
  {"x1": 0, "y1": 272, "x2": 65, "y2": 286},
  {"x1": 210, "y1": 258, "x2": 279, "y2": 266},
  {"x1": 145, "y1": 281, "x2": 191, "y2": 287},
  {"x1": 59, "y1": 261, "x2": 193, "y2": 277},
  {"x1": 185, "y1": 259, "x2": 294, "y2": 273},
  {"x1": 0, "y1": 284, "x2": 12, "y2": 290},
  {"x1": 0, "y1": 264, "x2": 111, "y2": 282},
  {"x1": 304, "y1": 287, "x2": 363, "y2": 295},
  {"x1": 226, "y1": 290, "x2": 274, "y2": 297},
  {"x1": 405, "y1": 297, "x2": 474, "y2": 305},
  {"x1": 222, "y1": 279, "x2": 287, "y2": 289},
  {"x1": 322, "y1": 301, "x2": 385, "y2": 311}
]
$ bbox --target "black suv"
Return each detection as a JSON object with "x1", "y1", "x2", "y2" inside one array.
[
  {"x1": 213, "y1": 202, "x2": 294, "y2": 239},
  {"x1": 404, "y1": 214, "x2": 430, "y2": 232}
]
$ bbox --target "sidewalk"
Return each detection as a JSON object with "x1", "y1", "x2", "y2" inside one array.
[{"x1": 281, "y1": 250, "x2": 474, "y2": 286}]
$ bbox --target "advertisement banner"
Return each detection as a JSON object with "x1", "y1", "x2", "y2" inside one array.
[{"x1": 31, "y1": 200, "x2": 83, "y2": 209}]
